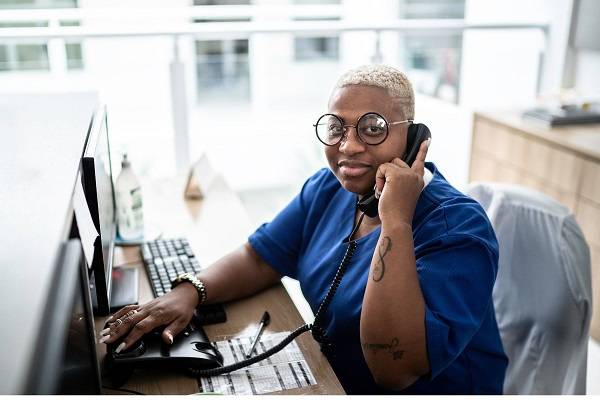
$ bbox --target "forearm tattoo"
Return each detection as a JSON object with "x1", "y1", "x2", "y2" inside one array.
[
  {"x1": 372, "y1": 236, "x2": 392, "y2": 282},
  {"x1": 362, "y1": 337, "x2": 405, "y2": 360}
]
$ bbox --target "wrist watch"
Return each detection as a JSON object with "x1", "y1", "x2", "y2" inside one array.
[{"x1": 171, "y1": 272, "x2": 207, "y2": 304}]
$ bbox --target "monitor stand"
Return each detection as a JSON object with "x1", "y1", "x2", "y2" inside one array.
[{"x1": 109, "y1": 267, "x2": 139, "y2": 312}]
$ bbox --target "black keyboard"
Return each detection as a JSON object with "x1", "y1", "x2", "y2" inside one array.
[{"x1": 141, "y1": 238, "x2": 226, "y2": 325}]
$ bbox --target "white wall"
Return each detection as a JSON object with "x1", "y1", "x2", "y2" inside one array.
[
  {"x1": 460, "y1": 0, "x2": 573, "y2": 109},
  {"x1": 574, "y1": 50, "x2": 600, "y2": 97}
]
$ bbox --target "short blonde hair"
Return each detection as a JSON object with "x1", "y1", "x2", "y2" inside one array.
[{"x1": 333, "y1": 64, "x2": 415, "y2": 120}]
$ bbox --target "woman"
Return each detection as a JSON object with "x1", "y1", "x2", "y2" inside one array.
[{"x1": 103, "y1": 64, "x2": 508, "y2": 394}]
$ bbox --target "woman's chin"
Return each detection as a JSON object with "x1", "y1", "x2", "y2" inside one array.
[{"x1": 339, "y1": 177, "x2": 373, "y2": 196}]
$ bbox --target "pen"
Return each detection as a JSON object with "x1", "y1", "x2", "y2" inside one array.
[{"x1": 245, "y1": 311, "x2": 271, "y2": 358}]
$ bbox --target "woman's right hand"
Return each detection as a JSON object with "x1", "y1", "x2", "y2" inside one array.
[{"x1": 99, "y1": 282, "x2": 200, "y2": 353}]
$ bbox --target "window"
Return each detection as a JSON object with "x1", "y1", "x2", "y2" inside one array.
[
  {"x1": 402, "y1": 0, "x2": 464, "y2": 19},
  {"x1": 15, "y1": 43, "x2": 49, "y2": 70},
  {"x1": 195, "y1": 39, "x2": 250, "y2": 102},
  {"x1": 192, "y1": 0, "x2": 250, "y2": 23},
  {"x1": 0, "y1": 20, "x2": 49, "y2": 71},
  {"x1": 0, "y1": 0, "x2": 82, "y2": 72},
  {"x1": 294, "y1": 36, "x2": 339, "y2": 61},
  {"x1": 292, "y1": 0, "x2": 340, "y2": 62},
  {"x1": 400, "y1": 0, "x2": 465, "y2": 103},
  {"x1": 61, "y1": 20, "x2": 83, "y2": 70},
  {"x1": 0, "y1": 45, "x2": 9, "y2": 71},
  {"x1": 65, "y1": 42, "x2": 83, "y2": 70},
  {"x1": 0, "y1": 0, "x2": 77, "y2": 9},
  {"x1": 192, "y1": 0, "x2": 251, "y2": 102}
]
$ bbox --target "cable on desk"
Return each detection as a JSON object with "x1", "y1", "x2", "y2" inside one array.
[
  {"x1": 190, "y1": 324, "x2": 312, "y2": 377},
  {"x1": 102, "y1": 385, "x2": 145, "y2": 395}
]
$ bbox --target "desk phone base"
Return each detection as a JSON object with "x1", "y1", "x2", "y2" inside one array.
[{"x1": 103, "y1": 322, "x2": 223, "y2": 387}]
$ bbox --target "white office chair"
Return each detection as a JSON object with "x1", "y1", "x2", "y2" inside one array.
[{"x1": 466, "y1": 182, "x2": 592, "y2": 394}]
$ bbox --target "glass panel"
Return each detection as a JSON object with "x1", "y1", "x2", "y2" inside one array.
[
  {"x1": 403, "y1": 34, "x2": 462, "y2": 103},
  {"x1": 65, "y1": 42, "x2": 83, "y2": 70},
  {"x1": 0, "y1": 0, "x2": 37, "y2": 9},
  {"x1": 402, "y1": 0, "x2": 464, "y2": 19},
  {"x1": 0, "y1": 1, "x2": 79, "y2": 72},
  {"x1": 292, "y1": 4, "x2": 340, "y2": 63},
  {"x1": 192, "y1": 0, "x2": 250, "y2": 23},
  {"x1": 0, "y1": 21, "x2": 48, "y2": 28},
  {"x1": 60, "y1": 20, "x2": 80, "y2": 26},
  {"x1": 295, "y1": 37, "x2": 339, "y2": 61},
  {"x1": 0, "y1": 45, "x2": 9, "y2": 71},
  {"x1": 400, "y1": 0, "x2": 465, "y2": 103},
  {"x1": 195, "y1": 39, "x2": 250, "y2": 102},
  {"x1": 0, "y1": 0, "x2": 77, "y2": 9},
  {"x1": 15, "y1": 43, "x2": 49, "y2": 70}
]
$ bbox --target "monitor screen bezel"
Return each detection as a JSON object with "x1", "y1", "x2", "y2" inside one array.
[
  {"x1": 23, "y1": 238, "x2": 102, "y2": 394},
  {"x1": 81, "y1": 105, "x2": 117, "y2": 315}
]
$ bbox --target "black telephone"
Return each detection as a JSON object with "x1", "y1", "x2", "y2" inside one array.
[
  {"x1": 103, "y1": 313, "x2": 224, "y2": 387},
  {"x1": 357, "y1": 123, "x2": 432, "y2": 218}
]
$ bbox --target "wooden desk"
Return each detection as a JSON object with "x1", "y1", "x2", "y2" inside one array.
[
  {"x1": 95, "y1": 175, "x2": 344, "y2": 395},
  {"x1": 469, "y1": 111, "x2": 600, "y2": 340}
]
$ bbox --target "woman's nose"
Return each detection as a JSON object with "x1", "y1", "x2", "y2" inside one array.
[{"x1": 338, "y1": 127, "x2": 364, "y2": 154}]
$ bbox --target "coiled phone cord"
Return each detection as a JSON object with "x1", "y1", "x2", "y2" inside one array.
[{"x1": 191, "y1": 212, "x2": 365, "y2": 377}]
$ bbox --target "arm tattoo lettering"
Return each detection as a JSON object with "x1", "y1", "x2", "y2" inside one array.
[
  {"x1": 361, "y1": 337, "x2": 404, "y2": 361},
  {"x1": 372, "y1": 236, "x2": 392, "y2": 282}
]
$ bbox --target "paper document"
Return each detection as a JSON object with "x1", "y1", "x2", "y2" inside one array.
[
  {"x1": 72, "y1": 174, "x2": 98, "y2": 267},
  {"x1": 197, "y1": 331, "x2": 317, "y2": 395}
]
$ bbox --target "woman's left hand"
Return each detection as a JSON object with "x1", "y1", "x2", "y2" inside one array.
[{"x1": 375, "y1": 139, "x2": 430, "y2": 226}]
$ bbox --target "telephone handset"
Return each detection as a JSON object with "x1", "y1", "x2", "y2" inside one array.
[{"x1": 357, "y1": 123, "x2": 432, "y2": 218}]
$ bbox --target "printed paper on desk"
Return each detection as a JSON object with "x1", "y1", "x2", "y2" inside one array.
[
  {"x1": 72, "y1": 173, "x2": 98, "y2": 267},
  {"x1": 198, "y1": 331, "x2": 317, "y2": 395}
]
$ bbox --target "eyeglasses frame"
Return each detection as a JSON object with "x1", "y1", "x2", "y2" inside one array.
[{"x1": 313, "y1": 112, "x2": 413, "y2": 146}]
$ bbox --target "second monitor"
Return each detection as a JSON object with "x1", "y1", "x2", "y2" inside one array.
[{"x1": 81, "y1": 105, "x2": 138, "y2": 315}]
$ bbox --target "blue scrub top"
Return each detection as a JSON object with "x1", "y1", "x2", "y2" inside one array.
[{"x1": 248, "y1": 163, "x2": 508, "y2": 394}]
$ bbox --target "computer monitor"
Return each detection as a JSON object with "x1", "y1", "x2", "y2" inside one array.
[
  {"x1": 81, "y1": 105, "x2": 137, "y2": 316},
  {"x1": 24, "y1": 238, "x2": 101, "y2": 394}
]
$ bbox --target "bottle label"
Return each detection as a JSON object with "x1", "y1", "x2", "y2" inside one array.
[
  {"x1": 130, "y1": 187, "x2": 144, "y2": 227},
  {"x1": 117, "y1": 185, "x2": 144, "y2": 240}
]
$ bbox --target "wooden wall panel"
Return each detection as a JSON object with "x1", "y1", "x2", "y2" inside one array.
[
  {"x1": 581, "y1": 159, "x2": 600, "y2": 204},
  {"x1": 577, "y1": 199, "x2": 600, "y2": 248}
]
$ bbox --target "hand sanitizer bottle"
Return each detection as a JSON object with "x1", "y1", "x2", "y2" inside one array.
[{"x1": 116, "y1": 153, "x2": 144, "y2": 240}]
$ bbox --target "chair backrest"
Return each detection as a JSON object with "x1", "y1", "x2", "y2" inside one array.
[{"x1": 466, "y1": 182, "x2": 592, "y2": 394}]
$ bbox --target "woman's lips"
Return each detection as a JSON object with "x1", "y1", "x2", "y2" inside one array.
[{"x1": 339, "y1": 164, "x2": 371, "y2": 177}]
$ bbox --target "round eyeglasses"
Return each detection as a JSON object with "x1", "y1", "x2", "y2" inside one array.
[{"x1": 314, "y1": 112, "x2": 413, "y2": 146}]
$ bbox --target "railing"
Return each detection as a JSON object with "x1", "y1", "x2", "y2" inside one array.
[{"x1": 0, "y1": 5, "x2": 549, "y2": 172}]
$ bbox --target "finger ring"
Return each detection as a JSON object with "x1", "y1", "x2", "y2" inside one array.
[{"x1": 114, "y1": 318, "x2": 123, "y2": 327}]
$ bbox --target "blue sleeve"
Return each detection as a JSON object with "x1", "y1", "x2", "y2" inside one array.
[
  {"x1": 417, "y1": 230, "x2": 499, "y2": 380},
  {"x1": 248, "y1": 168, "x2": 331, "y2": 279}
]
